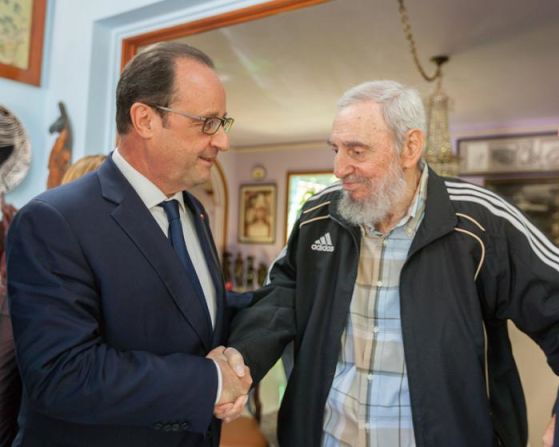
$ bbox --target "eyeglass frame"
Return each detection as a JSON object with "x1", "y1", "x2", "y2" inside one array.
[{"x1": 154, "y1": 105, "x2": 234, "y2": 135}]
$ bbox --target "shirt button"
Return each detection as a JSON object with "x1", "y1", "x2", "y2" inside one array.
[
  {"x1": 367, "y1": 373, "x2": 373, "y2": 381},
  {"x1": 376, "y1": 281, "x2": 383, "y2": 287},
  {"x1": 373, "y1": 326, "x2": 379, "y2": 333}
]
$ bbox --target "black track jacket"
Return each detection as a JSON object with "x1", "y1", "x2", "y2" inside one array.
[{"x1": 230, "y1": 169, "x2": 559, "y2": 447}]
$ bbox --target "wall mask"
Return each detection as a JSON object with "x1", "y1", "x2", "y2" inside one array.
[{"x1": 0, "y1": 106, "x2": 31, "y2": 193}]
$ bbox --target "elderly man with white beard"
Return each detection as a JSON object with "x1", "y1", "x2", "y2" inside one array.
[{"x1": 227, "y1": 80, "x2": 559, "y2": 447}]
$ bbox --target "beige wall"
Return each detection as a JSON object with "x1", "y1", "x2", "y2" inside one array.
[{"x1": 509, "y1": 322, "x2": 558, "y2": 446}]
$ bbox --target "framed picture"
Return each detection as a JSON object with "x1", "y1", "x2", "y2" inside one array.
[
  {"x1": 485, "y1": 176, "x2": 559, "y2": 245},
  {"x1": 457, "y1": 132, "x2": 559, "y2": 175},
  {"x1": 238, "y1": 183, "x2": 276, "y2": 244},
  {"x1": 285, "y1": 171, "x2": 337, "y2": 241},
  {"x1": 0, "y1": 0, "x2": 47, "y2": 86}
]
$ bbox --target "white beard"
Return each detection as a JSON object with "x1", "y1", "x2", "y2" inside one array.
[{"x1": 337, "y1": 156, "x2": 408, "y2": 227}]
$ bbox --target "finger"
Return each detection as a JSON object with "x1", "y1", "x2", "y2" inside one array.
[
  {"x1": 212, "y1": 345, "x2": 226, "y2": 355},
  {"x1": 222, "y1": 394, "x2": 249, "y2": 423},
  {"x1": 220, "y1": 395, "x2": 247, "y2": 420},
  {"x1": 224, "y1": 347, "x2": 245, "y2": 376},
  {"x1": 214, "y1": 403, "x2": 234, "y2": 419},
  {"x1": 542, "y1": 415, "x2": 555, "y2": 447},
  {"x1": 542, "y1": 415, "x2": 556, "y2": 447},
  {"x1": 206, "y1": 345, "x2": 226, "y2": 360},
  {"x1": 214, "y1": 403, "x2": 233, "y2": 413}
]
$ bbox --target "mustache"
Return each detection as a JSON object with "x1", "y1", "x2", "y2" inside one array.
[{"x1": 341, "y1": 175, "x2": 368, "y2": 184}]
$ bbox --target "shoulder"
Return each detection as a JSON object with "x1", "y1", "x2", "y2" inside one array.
[
  {"x1": 299, "y1": 182, "x2": 342, "y2": 219},
  {"x1": 36, "y1": 171, "x2": 100, "y2": 209},
  {"x1": 442, "y1": 177, "x2": 543, "y2": 240},
  {"x1": 13, "y1": 173, "x2": 101, "y2": 230}
]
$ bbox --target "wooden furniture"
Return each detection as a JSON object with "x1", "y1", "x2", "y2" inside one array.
[
  {"x1": 220, "y1": 386, "x2": 267, "y2": 447},
  {"x1": 220, "y1": 416, "x2": 268, "y2": 447}
]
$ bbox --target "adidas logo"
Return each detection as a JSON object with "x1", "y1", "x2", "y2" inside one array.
[{"x1": 311, "y1": 232, "x2": 335, "y2": 252}]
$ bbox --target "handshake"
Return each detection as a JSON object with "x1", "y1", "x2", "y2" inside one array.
[{"x1": 206, "y1": 346, "x2": 253, "y2": 423}]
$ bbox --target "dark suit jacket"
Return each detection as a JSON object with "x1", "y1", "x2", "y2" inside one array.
[{"x1": 6, "y1": 157, "x2": 227, "y2": 447}]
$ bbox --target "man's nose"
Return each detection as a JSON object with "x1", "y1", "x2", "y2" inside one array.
[
  {"x1": 334, "y1": 149, "x2": 353, "y2": 179},
  {"x1": 211, "y1": 126, "x2": 229, "y2": 152}
]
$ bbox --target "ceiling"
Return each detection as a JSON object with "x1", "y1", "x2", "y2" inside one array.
[{"x1": 177, "y1": 0, "x2": 559, "y2": 148}]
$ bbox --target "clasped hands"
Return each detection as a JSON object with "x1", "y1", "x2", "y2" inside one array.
[{"x1": 207, "y1": 346, "x2": 252, "y2": 423}]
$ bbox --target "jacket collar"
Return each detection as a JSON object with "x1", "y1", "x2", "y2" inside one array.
[
  {"x1": 327, "y1": 167, "x2": 457, "y2": 256},
  {"x1": 407, "y1": 167, "x2": 457, "y2": 258}
]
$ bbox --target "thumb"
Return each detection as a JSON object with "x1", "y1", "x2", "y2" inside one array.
[{"x1": 224, "y1": 347, "x2": 246, "y2": 377}]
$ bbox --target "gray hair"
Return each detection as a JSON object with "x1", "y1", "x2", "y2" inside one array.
[{"x1": 336, "y1": 80, "x2": 426, "y2": 152}]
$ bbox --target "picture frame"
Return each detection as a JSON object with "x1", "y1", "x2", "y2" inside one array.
[
  {"x1": 457, "y1": 132, "x2": 559, "y2": 175},
  {"x1": 238, "y1": 183, "x2": 276, "y2": 244},
  {"x1": 0, "y1": 0, "x2": 47, "y2": 86},
  {"x1": 285, "y1": 171, "x2": 337, "y2": 241},
  {"x1": 484, "y1": 176, "x2": 559, "y2": 245}
]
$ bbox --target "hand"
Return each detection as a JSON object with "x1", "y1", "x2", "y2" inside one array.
[
  {"x1": 543, "y1": 414, "x2": 555, "y2": 447},
  {"x1": 206, "y1": 346, "x2": 252, "y2": 406},
  {"x1": 214, "y1": 347, "x2": 252, "y2": 423},
  {"x1": 214, "y1": 394, "x2": 249, "y2": 423}
]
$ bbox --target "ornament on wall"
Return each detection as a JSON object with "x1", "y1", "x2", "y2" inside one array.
[
  {"x1": 251, "y1": 164, "x2": 267, "y2": 181},
  {"x1": 47, "y1": 102, "x2": 72, "y2": 189},
  {"x1": 0, "y1": 105, "x2": 31, "y2": 194}
]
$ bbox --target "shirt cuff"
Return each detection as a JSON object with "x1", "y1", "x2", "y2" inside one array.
[{"x1": 212, "y1": 359, "x2": 222, "y2": 405}]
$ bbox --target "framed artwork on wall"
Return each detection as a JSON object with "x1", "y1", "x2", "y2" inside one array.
[
  {"x1": 457, "y1": 132, "x2": 559, "y2": 176},
  {"x1": 238, "y1": 183, "x2": 276, "y2": 244},
  {"x1": 484, "y1": 176, "x2": 559, "y2": 246},
  {"x1": 0, "y1": 0, "x2": 47, "y2": 86},
  {"x1": 285, "y1": 171, "x2": 337, "y2": 241}
]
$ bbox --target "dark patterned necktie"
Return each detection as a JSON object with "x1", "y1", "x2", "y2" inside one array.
[{"x1": 158, "y1": 200, "x2": 207, "y2": 310}]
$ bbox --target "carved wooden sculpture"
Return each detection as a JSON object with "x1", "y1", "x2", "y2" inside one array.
[{"x1": 46, "y1": 102, "x2": 72, "y2": 189}]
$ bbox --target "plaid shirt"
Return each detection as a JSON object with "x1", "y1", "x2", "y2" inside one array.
[{"x1": 322, "y1": 166, "x2": 428, "y2": 447}]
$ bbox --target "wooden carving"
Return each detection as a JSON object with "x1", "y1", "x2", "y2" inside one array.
[{"x1": 46, "y1": 102, "x2": 72, "y2": 189}]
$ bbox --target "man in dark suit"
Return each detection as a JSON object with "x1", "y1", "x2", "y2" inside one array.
[{"x1": 6, "y1": 42, "x2": 250, "y2": 446}]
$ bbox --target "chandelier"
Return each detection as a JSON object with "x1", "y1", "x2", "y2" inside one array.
[{"x1": 397, "y1": 0, "x2": 460, "y2": 177}]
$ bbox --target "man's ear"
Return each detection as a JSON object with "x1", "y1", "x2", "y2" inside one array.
[
  {"x1": 129, "y1": 103, "x2": 156, "y2": 138},
  {"x1": 400, "y1": 128, "x2": 425, "y2": 169}
]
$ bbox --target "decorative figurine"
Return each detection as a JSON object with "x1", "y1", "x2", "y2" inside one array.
[
  {"x1": 245, "y1": 255, "x2": 255, "y2": 290},
  {"x1": 234, "y1": 253, "x2": 244, "y2": 290}
]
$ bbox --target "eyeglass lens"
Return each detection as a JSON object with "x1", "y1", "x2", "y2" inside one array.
[{"x1": 203, "y1": 117, "x2": 233, "y2": 135}]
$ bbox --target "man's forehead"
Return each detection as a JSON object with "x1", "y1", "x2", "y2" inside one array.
[
  {"x1": 173, "y1": 59, "x2": 222, "y2": 90},
  {"x1": 334, "y1": 101, "x2": 383, "y2": 122},
  {"x1": 331, "y1": 106, "x2": 388, "y2": 136},
  {"x1": 172, "y1": 60, "x2": 226, "y2": 110}
]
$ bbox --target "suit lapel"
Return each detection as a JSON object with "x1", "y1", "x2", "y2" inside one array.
[{"x1": 97, "y1": 159, "x2": 213, "y2": 350}]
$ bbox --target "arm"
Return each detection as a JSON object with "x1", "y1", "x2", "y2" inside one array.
[
  {"x1": 485, "y1": 214, "x2": 559, "y2": 442},
  {"x1": 545, "y1": 390, "x2": 559, "y2": 447},
  {"x1": 543, "y1": 413, "x2": 555, "y2": 447},
  {"x1": 228, "y1": 244, "x2": 297, "y2": 384},
  {"x1": 7, "y1": 200, "x2": 224, "y2": 432}
]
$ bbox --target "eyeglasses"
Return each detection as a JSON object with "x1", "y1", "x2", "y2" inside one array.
[{"x1": 155, "y1": 105, "x2": 234, "y2": 135}]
